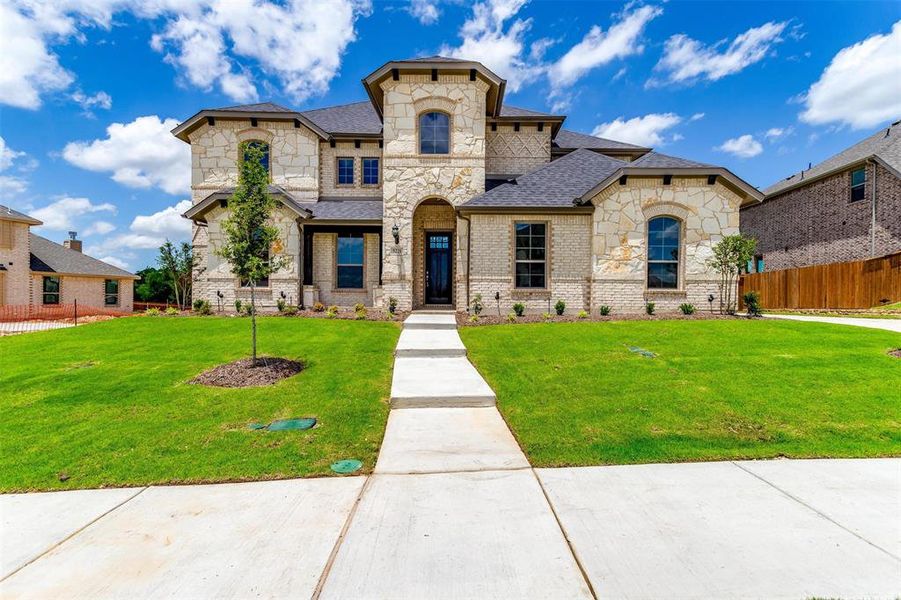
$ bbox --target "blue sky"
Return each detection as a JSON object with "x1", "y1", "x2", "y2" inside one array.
[{"x1": 1, "y1": 0, "x2": 899, "y2": 271}]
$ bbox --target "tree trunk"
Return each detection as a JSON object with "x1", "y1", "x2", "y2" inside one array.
[{"x1": 250, "y1": 285, "x2": 257, "y2": 365}]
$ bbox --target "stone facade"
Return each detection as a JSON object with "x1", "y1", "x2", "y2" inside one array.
[
  {"x1": 319, "y1": 141, "x2": 383, "y2": 198},
  {"x1": 485, "y1": 123, "x2": 551, "y2": 175},
  {"x1": 0, "y1": 220, "x2": 32, "y2": 306},
  {"x1": 590, "y1": 177, "x2": 743, "y2": 312},
  {"x1": 741, "y1": 163, "x2": 901, "y2": 270}
]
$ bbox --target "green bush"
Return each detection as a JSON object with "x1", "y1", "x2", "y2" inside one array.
[
  {"x1": 312, "y1": 302, "x2": 325, "y2": 312},
  {"x1": 276, "y1": 298, "x2": 286, "y2": 313},
  {"x1": 388, "y1": 296, "x2": 398, "y2": 314},
  {"x1": 743, "y1": 290, "x2": 762, "y2": 316},
  {"x1": 165, "y1": 307, "x2": 180, "y2": 316},
  {"x1": 506, "y1": 311, "x2": 517, "y2": 323},
  {"x1": 282, "y1": 305, "x2": 299, "y2": 316},
  {"x1": 193, "y1": 299, "x2": 212, "y2": 315},
  {"x1": 554, "y1": 299, "x2": 565, "y2": 315},
  {"x1": 645, "y1": 302, "x2": 655, "y2": 315},
  {"x1": 470, "y1": 293, "x2": 483, "y2": 315},
  {"x1": 512, "y1": 302, "x2": 525, "y2": 317},
  {"x1": 326, "y1": 305, "x2": 339, "y2": 319},
  {"x1": 241, "y1": 302, "x2": 255, "y2": 317},
  {"x1": 144, "y1": 307, "x2": 161, "y2": 317},
  {"x1": 469, "y1": 314, "x2": 479, "y2": 323},
  {"x1": 353, "y1": 302, "x2": 365, "y2": 313},
  {"x1": 679, "y1": 303, "x2": 695, "y2": 315},
  {"x1": 599, "y1": 305, "x2": 611, "y2": 316},
  {"x1": 577, "y1": 310, "x2": 588, "y2": 319},
  {"x1": 355, "y1": 307, "x2": 368, "y2": 320},
  {"x1": 234, "y1": 299, "x2": 242, "y2": 313},
  {"x1": 542, "y1": 312, "x2": 552, "y2": 321}
]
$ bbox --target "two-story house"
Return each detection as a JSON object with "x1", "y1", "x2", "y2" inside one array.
[{"x1": 176, "y1": 57, "x2": 762, "y2": 313}]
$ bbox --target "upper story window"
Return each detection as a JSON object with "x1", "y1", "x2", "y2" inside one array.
[
  {"x1": 850, "y1": 167, "x2": 865, "y2": 202},
  {"x1": 337, "y1": 157, "x2": 354, "y2": 185},
  {"x1": 419, "y1": 112, "x2": 449, "y2": 154},
  {"x1": 647, "y1": 216, "x2": 680, "y2": 289},
  {"x1": 514, "y1": 222, "x2": 546, "y2": 289},
  {"x1": 104, "y1": 279, "x2": 119, "y2": 306},
  {"x1": 42, "y1": 276, "x2": 60, "y2": 305},
  {"x1": 362, "y1": 158, "x2": 380, "y2": 185},
  {"x1": 243, "y1": 140, "x2": 270, "y2": 174}
]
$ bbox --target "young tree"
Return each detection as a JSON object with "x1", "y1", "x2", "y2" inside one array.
[
  {"x1": 158, "y1": 241, "x2": 196, "y2": 309},
  {"x1": 217, "y1": 142, "x2": 286, "y2": 364},
  {"x1": 708, "y1": 234, "x2": 757, "y2": 314}
]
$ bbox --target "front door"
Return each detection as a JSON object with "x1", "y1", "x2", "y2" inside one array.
[{"x1": 425, "y1": 232, "x2": 452, "y2": 305}]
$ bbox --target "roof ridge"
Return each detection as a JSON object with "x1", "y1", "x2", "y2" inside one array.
[{"x1": 301, "y1": 100, "x2": 372, "y2": 113}]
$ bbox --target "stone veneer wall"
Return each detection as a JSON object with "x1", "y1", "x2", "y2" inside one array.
[
  {"x1": 319, "y1": 141, "x2": 383, "y2": 198},
  {"x1": 485, "y1": 123, "x2": 551, "y2": 175},
  {"x1": 468, "y1": 212, "x2": 592, "y2": 314},
  {"x1": 30, "y1": 274, "x2": 134, "y2": 311},
  {"x1": 0, "y1": 221, "x2": 32, "y2": 305},
  {"x1": 740, "y1": 163, "x2": 901, "y2": 270},
  {"x1": 411, "y1": 201, "x2": 457, "y2": 308},
  {"x1": 591, "y1": 176, "x2": 743, "y2": 312},
  {"x1": 380, "y1": 73, "x2": 488, "y2": 310},
  {"x1": 311, "y1": 232, "x2": 381, "y2": 306}
]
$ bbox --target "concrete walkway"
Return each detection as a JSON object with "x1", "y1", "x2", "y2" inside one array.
[{"x1": 765, "y1": 312, "x2": 901, "y2": 333}]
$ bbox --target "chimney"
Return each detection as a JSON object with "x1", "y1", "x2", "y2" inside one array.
[{"x1": 63, "y1": 231, "x2": 82, "y2": 252}]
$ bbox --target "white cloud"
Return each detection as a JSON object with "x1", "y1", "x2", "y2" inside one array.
[
  {"x1": 98, "y1": 255, "x2": 130, "y2": 270},
  {"x1": 0, "y1": 136, "x2": 36, "y2": 198},
  {"x1": 0, "y1": 175, "x2": 28, "y2": 198},
  {"x1": 30, "y1": 196, "x2": 116, "y2": 231},
  {"x1": 71, "y1": 89, "x2": 112, "y2": 111},
  {"x1": 799, "y1": 21, "x2": 901, "y2": 129},
  {"x1": 0, "y1": 136, "x2": 25, "y2": 171},
  {"x1": 651, "y1": 21, "x2": 788, "y2": 86},
  {"x1": 764, "y1": 127, "x2": 792, "y2": 141},
  {"x1": 62, "y1": 115, "x2": 190, "y2": 195},
  {"x1": 716, "y1": 134, "x2": 763, "y2": 158},
  {"x1": 82, "y1": 220, "x2": 116, "y2": 236},
  {"x1": 548, "y1": 4, "x2": 661, "y2": 91},
  {"x1": 592, "y1": 113, "x2": 683, "y2": 147},
  {"x1": 409, "y1": 0, "x2": 440, "y2": 25},
  {"x1": 130, "y1": 199, "x2": 192, "y2": 240},
  {"x1": 689, "y1": 112, "x2": 705, "y2": 121}
]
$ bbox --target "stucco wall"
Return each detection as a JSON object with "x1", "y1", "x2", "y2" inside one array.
[
  {"x1": 485, "y1": 123, "x2": 551, "y2": 175},
  {"x1": 590, "y1": 176, "x2": 743, "y2": 312},
  {"x1": 319, "y1": 141, "x2": 383, "y2": 198},
  {"x1": 0, "y1": 220, "x2": 32, "y2": 305}
]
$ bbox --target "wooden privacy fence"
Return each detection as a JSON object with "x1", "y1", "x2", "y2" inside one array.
[{"x1": 739, "y1": 252, "x2": 901, "y2": 310}]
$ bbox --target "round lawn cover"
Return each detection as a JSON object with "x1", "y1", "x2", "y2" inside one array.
[
  {"x1": 267, "y1": 418, "x2": 317, "y2": 431},
  {"x1": 331, "y1": 459, "x2": 362, "y2": 474},
  {"x1": 247, "y1": 423, "x2": 267, "y2": 430}
]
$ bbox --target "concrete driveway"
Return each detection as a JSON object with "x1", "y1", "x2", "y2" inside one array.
[{"x1": 764, "y1": 313, "x2": 901, "y2": 333}]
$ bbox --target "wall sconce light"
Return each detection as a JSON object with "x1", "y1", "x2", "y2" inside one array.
[
  {"x1": 280, "y1": 291, "x2": 287, "y2": 299},
  {"x1": 392, "y1": 223, "x2": 400, "y2": 245}
]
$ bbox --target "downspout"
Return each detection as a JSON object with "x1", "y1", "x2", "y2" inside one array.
[
  {"x1": 296, "y1": 219, "x2": 305, "y2": 309},
  {"x1": 868, "y1": 159, "x2": 877, "y2": 257},
  {"x1": 459, "y1": 212, "x2": 472, "y2": 311}
]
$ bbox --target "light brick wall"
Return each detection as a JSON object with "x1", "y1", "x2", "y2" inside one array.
[
  {"x1": 311, "y1": 232, "x2": 380, "y2": 306},
  {"x1": 411, "y1": 201, "x2": 457, "y2": 308},
  {"x1": 468, "y1": 212, "x2": 592, "y2": 314},
  {"x1": 319, "y1": 141, "x2": 383, "y2": 197},
  {"x1": 0, "y1": 220, "x2": 32, "y2": 305},
  {"x1": 30, "y1": 274, "x2": 134, "y2": 311},
  {"x1": 485, "y1": 123, "x2": 551, "y2": 175}
]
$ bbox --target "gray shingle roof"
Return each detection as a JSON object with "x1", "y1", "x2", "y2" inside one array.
[
  {"x1": 29, "y1": 234, "x2": 135, "y2": 278},
  {"x1": 302, "y1": 198, "x2": 383, "y2": 220},
  {"x1": 400, "y1": 55, "x2": 470, "y2": 63},
  {"x1": 0, "y1": 204, "x2": 41, "y2": 225},
  {"x1": 764, "y1": 120, "x2": 901, "y2": 196},
  {"x1": 300, "y1": 101, "x2": 382, "y2": 135},
  {"x1": 632, "y1": 151, "x2": 713, "y2": 169},
  {"x1": 463, "y1": 148, "x2": 627, "y2": 208},
  {"x1": 498, "y1": 105, "x2": 562, "y2": 118},
  {"x1": 552, "y1": 129, "x2": 647, "y2": 151},
  {"x1": 214, "y1": 102, "x2": 294, "y2": 113}
]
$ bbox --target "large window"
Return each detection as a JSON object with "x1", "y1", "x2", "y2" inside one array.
[
  {"x1": 514, "y1": 223, "x2": 546, "y2": 289},
  {"x1": 336, "y1": 233, "x2": 364, "y2": 289},
  {"x1": 362, "y1": 157, "x2": 379, "y2": 185},
  {"x1": 647, "y1": 216, "x2": 680, "y2": 289},
  {"x1": 104, "y1": 279, "x2": 119, "y2": 306},
  {"x1": 337, "y1": 157, "x2": 354, "y2": 185},
  {"x1": 243, "y1": 140, "x2": 270, "y2": 174},
  {"x1": 850, "y1": 167, "x2": 865, "y2": 202},
  {"x1": 419, "y1": 112, "x2": 449, "y2": 154},
  {"x1": 42, "y1": 276, "x2": 60, "y2": 304}
]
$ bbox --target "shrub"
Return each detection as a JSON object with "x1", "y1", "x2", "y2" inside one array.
[
  {"x1": 505, "y1": 311, "x2": 517, "y2": 323},
  {"x1": 165, "y1": 307, "x2": 180, "y2": 316},
  {"x1": 599, "y1": 305, "x2": 611, "y2": 316},
  {"x1": 469, "y1": 314, "x2": 479, "y2": 323},
  {"x1": 242, "y1": 302, "x2": 255, "y2": 317},
  {"x1": 144, "y1": 307, "x2": 161, "y2": 317},
  {"x1": 234, "y1": 299, "x2": 242, "y2": 313},
  {"x1": 470, "y1": 293, "x2": 483, "y2": 315},
  {"x1": 282, "y1": 305, "x2": 299, "y2": 316},
  {"x1": 679, "y1": 303, "x2": 695, "y2": 315},
  {"x1": 512, "y1": 302, "x2": 525, "y2": 317},
  {"x1": 192, "y1": 299, "x2": 204, "y2": 311},
  {"x1": 645, "y1": 302, "x2": 655, "y2": 315},
  {"x1": 542, "y1": 312, "x2": 552, "y2": 321},
  {"x1": 353, "y1": 302, "x2": 365, "y2": 313},
  {"x1": 312, "y1": 302, "x2": 325, "y2": 313},
  {"x1": 355, "y1": 307, "x2": 367, "y2": 320},
  {"x1": 743, "y1": 290, "x2": 762, "y2": 317},
  {"x1": 554, "y1": 299, "x2": 565, "y2": 316},
  {"x1": 326, "y1": 305, "x2": 339, "y2": 318},
  {"x1": 388, "y1": 296, "x2": 398, "y2": 314},
  {"x1": 577, "y1": 310, "x2": 588, "y2": 319},
  {"x1": 193, "y1": 299, "x2": 212, "y2": 315},
  {"x1": 276, "y1": 298, "x2": 286, "y2": 313}
]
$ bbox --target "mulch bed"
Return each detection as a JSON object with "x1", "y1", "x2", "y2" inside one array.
[
  {"x1": 458, "y1": 311, "x2": 741, "y2": 327},
  {"x1": 190, "y1": 357, "x2": 303, "y2": 387},
  {"x1": 889, "y1": 349, "x2": 901, "y2": 359}
]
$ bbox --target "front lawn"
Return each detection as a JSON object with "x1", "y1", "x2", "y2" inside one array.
[
  {"x1": 1, "y1": 316, "x2": 399, "y2": 492},
  {"x1": 460, "y1": 320, "x2": 901, "y2": 466}
]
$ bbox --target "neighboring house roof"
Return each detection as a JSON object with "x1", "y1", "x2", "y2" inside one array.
[
  {"x1": 764, "y1": 119, "x2": 901, "y2": 196},
  {"x1": 552, "y1": 129, "x2": 649, "y2": 153},
  {"x1": 300, "y1": 101, "x2": 382, "y2": 136},
  {"x1": 0, "y1": 204, "x2": 42, "y2": 225},
  {"x1": 29, "y1": 234, "x2": 136, "y2": 278}
]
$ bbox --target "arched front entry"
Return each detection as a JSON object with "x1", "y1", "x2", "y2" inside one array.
[{"x1": 412, "y1": 198, "x2": 456, "y2": 309}]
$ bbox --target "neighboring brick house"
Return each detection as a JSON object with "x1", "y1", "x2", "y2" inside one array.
[
  {"x1": 742, "y1": 120, "x2": 901, "y2": 271},
  {"x1": 176, "y1": 56, "x2": 762, "y2": 313},
  {"x1": 0, "y1": 205, "x2": 137, "y2": 312}
]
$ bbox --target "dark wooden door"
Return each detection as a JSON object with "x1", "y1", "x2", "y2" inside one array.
[{"x1": 425, "y1": 232, "x2": 452, "y2": 304}]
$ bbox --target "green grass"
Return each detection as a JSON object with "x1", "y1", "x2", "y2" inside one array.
[
  {"x1": 0, "y1": 316, "x2": 399, "y2": 492},
  {"x1": 460, "y1": 320, "x2": 901, "y2": 467}
]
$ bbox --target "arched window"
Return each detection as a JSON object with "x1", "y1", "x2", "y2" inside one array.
[
  {"x1": 243, "y1": 140, "x2": 270, "y2": 174},
  {"x1": 647, "y1": 216, "x2": 680, "y2": 289},
  {"x1": 419, "y1": 112, "x2": 449, "y2": 154}
]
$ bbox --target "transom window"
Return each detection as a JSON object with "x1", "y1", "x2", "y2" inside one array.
[
  {"x1": 243, "y1": 140, "x2": 270, "y2": 174},
  {"x1": 647, "y1": 216, "x2": 680, "y2": 289},
  {"x1": 514, "y1": 223, "x2": 546, "y2": 289},
  {"x1": 104, "y1": 279, "x2": 119, "y2": 306},
  {"x1": 336, "y1": 233, "x2": 364, "y2": 289},
  {"x1": 42, "y1": 276, "x2": 60, "y2": 305},
  {"x1": 850, "y1": 167, "x2": 865, "y2": 202},
  {"x1": 337, "y1": 158, "x2": 354, "y2": 185},
  {"x1": 362, "y1": 158, "x2": 379, "y2": 185},
  {"x1": 419, "y1": 112, "x2": 449, "y2": 154}
]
